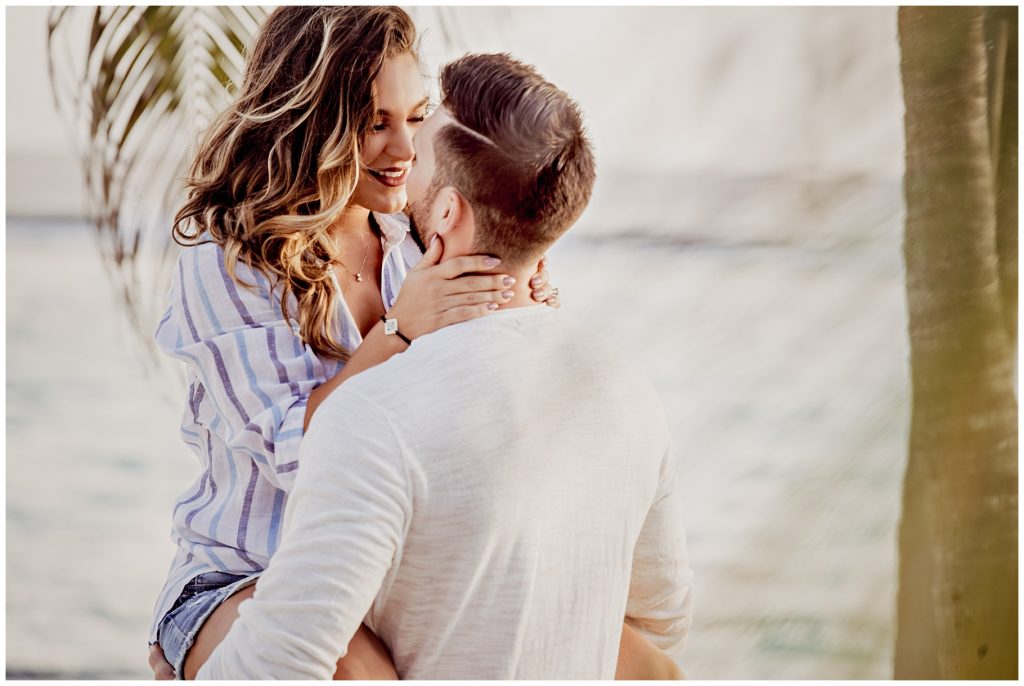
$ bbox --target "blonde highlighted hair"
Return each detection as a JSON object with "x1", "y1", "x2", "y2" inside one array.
[{"x1": 172, "y1": 6, "x2": 417, "y2": 360}]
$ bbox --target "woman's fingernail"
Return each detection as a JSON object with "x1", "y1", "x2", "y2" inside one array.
[
  {"x1": 487, "y1": 303, "x2": 499, "y2": 310},
  {"x1": 501, "y1": 290, "x2": 515, "y2": 299},
  {"x1": 485, "y1": 257, "x2": 501, "y2": 267},
  {"x1": 533, "y1": 289, "x2": 544, "y2": 299},
  {"x1": 530, "y1": 276, "x2": 542, "y2": 287},
  {"x1": 503, "y1": 276, "x2": 516, "y2": 287}
]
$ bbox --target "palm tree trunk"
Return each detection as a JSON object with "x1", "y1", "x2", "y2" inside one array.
[{"x1": 895, "y1": 6, "x2": 1018, "y2": 679}]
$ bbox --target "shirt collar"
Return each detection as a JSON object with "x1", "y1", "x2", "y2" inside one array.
[{"x1": 372, "y1": 211, "x2": 411, "y2": 247}]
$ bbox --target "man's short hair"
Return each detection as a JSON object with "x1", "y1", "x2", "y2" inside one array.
[{"x1": 432, "y1": 53, "x2": 596, "y2": 268}]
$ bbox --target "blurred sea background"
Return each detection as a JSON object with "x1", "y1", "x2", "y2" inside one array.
[{"x1": 7, "y1": 5, "x2": 909, "y2": 679}]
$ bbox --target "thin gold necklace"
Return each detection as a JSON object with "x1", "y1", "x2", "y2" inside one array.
[{"x1": 334, "y1": 230, "x2": 370, "y2": 282}]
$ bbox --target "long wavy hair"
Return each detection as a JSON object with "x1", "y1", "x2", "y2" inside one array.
[{"x1": 171, "y1": 6, "x2": 417, "y2": 361}]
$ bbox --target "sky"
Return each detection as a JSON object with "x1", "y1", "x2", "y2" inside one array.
[{"x1": 7, "y1": 5, "x2": 904, "y2": 217}]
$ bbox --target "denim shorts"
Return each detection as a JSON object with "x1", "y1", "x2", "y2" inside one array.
[{"x1": 155, "y1": 570, "x2": 262, "y2": 679}]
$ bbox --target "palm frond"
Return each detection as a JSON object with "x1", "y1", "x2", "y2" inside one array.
[{"x1": 47, "y1": 6, "x2": 271, "y2": 372}]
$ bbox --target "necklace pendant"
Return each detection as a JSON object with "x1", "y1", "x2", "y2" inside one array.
[{"x1": 356, "y1": 273, "x2": 364, "y2": 283}]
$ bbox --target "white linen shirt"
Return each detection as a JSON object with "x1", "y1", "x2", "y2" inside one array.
[
  {"x1": 149, "y1": 212, "x2": 421, "y2": 642},
  {"x1": 200, "y1": 305, "x2": 694, "y2": 679}
]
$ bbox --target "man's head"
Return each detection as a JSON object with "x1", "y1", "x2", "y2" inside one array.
[{"x1": 406, "y1": 53, "x2": 596, "y2": 269}]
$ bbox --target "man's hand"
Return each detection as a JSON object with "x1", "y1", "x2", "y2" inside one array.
[
  {"x1": 616, "y1": 623, "x2": 684, "y2": 680},
  {"x1": 148, "y1": 643, "x2": 175, "y2": 680}
]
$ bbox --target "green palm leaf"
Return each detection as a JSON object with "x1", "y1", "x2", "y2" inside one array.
[{"x1": 47, "y1": 5, "x2": 271, "y2": 370}]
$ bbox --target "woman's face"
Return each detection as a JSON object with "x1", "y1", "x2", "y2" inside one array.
[{"x1": 349, "y1": 51, "x2": 429, "y2": 215}]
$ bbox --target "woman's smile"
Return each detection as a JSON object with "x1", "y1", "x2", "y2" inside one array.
[{"x1": 364, "y1": 164, "x2": 410, "y2": 187}]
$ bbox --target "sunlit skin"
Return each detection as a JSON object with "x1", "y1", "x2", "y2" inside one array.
[
  {"x1": 349, "y1": 51, "x2": 427, "y2": 216},
  {"x1": 325, "y1": 52, "x2": 429, "y2": 338}
]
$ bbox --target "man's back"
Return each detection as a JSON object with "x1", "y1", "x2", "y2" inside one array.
[{"x1": 201, "y1": 306, "x2": 692, "y2": 679}]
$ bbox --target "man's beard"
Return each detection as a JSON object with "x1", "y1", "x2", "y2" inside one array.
[
  {"x1": 406, "y1": 182, "x2": 440, "y2": 254},
  {"x1": 406, "y1": 202, "x2": 429, "y2": 254}
]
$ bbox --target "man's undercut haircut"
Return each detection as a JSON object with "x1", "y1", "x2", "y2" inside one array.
[{"x1": 432, "y1": 53, "x2": 596, "y2": 268}]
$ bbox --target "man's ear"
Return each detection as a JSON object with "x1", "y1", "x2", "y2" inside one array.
[{"x1": 435, "y1": 187, "x2": 474, "y2": 242}]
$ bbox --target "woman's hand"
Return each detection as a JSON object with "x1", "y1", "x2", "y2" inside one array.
[
  {"x1": 527, "y1": 255, "x2": 560, "y2": 308},
  {"x1": 388, "y1": 236, "x2": 517, "y2": 339}
]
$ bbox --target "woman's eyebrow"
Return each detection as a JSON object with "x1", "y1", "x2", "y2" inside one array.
[{"x1": 376, "y1": 97, "x2": 431, "y2": 117}]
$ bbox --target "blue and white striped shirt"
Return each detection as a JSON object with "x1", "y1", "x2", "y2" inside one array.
[{"x1": 149, "y1": 212, "x2": 421, "y2": 642}]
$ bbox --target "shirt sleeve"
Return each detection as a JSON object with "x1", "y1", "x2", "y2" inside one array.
[
  {"x1": 625, "y1": 445, "x2": 695, "y2": 659},
  {"x1": 197, "y1": 389, "x2": 410, "y2": 680},
  {"x1": 155, "y1": 242, "x2": 327, "y2": 492}
]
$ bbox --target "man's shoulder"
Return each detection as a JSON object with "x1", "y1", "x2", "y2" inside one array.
[
  {"x1": 557, "y1": 312, "x2": 662, "y2": 390},
  {"x1": 306, "y1": 376, "x2": 400, "y2": 453},
  {"x1": 324, "y1": 345, "x2": 437, "y2": 416},
  {"x1": 557, "y1": 313, "x2": 670, "y2": 438}
]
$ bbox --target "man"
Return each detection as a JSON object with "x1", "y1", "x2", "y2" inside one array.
[{"x1": 199, "y1": 53, "x2": 693, "y2": 680}]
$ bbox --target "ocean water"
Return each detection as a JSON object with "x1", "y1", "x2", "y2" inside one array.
[{"x1": 5, "y1": 206, "x2": 909, "y2": 679}]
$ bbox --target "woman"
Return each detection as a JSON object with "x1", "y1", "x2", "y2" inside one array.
[{"x1": 148, "y1": 6, "x2": 675, "y2": 680}]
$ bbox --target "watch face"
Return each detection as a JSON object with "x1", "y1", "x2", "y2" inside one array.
[{"x1": 384, "y1": 318, "x2": 398, "y2": 335}]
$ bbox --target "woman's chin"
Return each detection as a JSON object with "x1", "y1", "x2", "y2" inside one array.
[{"x1": 368, "y1": 189, "x2": 408, "y2": 216}]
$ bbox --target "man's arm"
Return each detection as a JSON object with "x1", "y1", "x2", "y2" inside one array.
[
  {"x1": 198, "y1": 390, "x2": 410, "y2": 679},
  {"x1": 625, "y1": 445, "x2": 694, "y2": 659}
]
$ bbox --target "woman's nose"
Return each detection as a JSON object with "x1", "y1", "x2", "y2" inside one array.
[{"x1": 388, "y1": 126, "x2": 416, "y2": 161}]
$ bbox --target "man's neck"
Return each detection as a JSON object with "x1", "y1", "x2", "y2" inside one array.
[
  {"x1": 455, "y1": 266, "x2": 539, "y2": 310},
  {"x1": 496, "y1": 265, "x2": 544, "y2": 310}
]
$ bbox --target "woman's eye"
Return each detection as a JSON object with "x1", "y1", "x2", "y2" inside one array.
[
  {"x1": 372, "y1": 123, "x2": 387, "y2": 132},
  {"x1": 409, "y1": 116, "x2": 426, "y2": 124}
]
